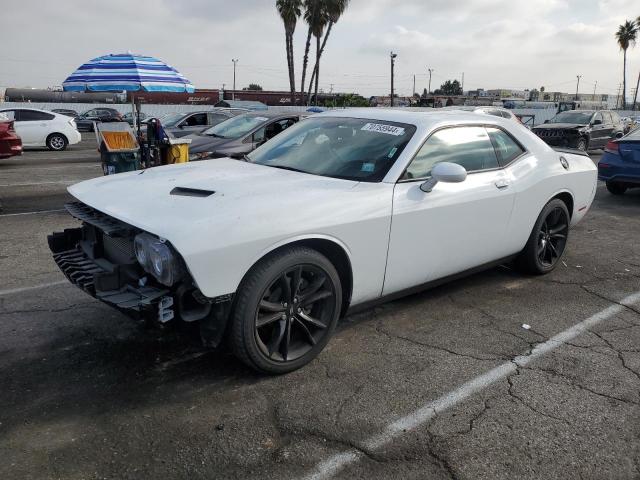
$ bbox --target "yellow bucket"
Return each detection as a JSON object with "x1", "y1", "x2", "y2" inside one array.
[{"x1": 166, "y1": 143, "x2": 189, "y2": 164}]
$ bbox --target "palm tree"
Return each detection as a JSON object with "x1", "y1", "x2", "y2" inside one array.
[
  {"x1": 300, "y1": 0, "x2": 325, "y2": 106},
  {"x1": 276, "y1": 0, "x2": 302, "y2": 105},
  {"x1": 615, "y1": 20, "x2": 638, "y2": 110},
  {"x1": 306, "y1": 0, "x2": 350, "y2": 105},
  {"x1": 633, "y1": 17, "x2": 640, "y2": 110}
]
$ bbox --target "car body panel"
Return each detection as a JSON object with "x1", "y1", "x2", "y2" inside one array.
[
  {"x1": 66, "y1": 111, "x2": 597, "y2": 309},
  {"x1": 598, "y1": 129, "x2": 640, "y2": 186},
  {"x1": 0, "y1": 118, "x2": 22, "y2": 159}
]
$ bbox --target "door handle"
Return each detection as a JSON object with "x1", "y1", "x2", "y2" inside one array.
[{"x1": 495, "y1": 179, "x2": 510, "y2": 189}]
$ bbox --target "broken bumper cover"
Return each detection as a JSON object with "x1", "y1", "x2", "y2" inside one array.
[{"x1": 48, "y1": 228, "x2": 174, "y2": 322}]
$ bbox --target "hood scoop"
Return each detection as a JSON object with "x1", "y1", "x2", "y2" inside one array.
[{"x1": 170, "y1": 187, "x2": 216, "y2": 198}]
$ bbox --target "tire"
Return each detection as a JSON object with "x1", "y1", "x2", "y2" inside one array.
[
  {"x1": 516, "y1": 198, "x2": 570, "y2": 275},
  {"x1": 46, "y1": 133, "x2": 68, "y2": 151},
  {"x1": 576, "y1": 137, "x2": 588, "y2": 152},
  {"x1": 606, "y1": 181, "x2": 627, "y2": 195},
  {"x1": 229, "y1": 246, "x2": 342, "y2": 374}
]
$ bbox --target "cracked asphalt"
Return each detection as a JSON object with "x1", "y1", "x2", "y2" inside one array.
[{"x1": 1, "y1": 138, "x2": 640, "y2": 480}]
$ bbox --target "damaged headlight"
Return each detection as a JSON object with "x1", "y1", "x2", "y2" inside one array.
[{"x1": 134, "y1": 233, "x2": 184, "y2": 286}]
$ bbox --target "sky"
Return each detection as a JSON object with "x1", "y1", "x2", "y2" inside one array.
[{"x1": 1, "y1": 0, "x2": 639, "y2": 101}]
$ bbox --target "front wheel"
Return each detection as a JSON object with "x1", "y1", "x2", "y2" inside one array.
[
  {"x1": 516, "y1": 199, "x2": 570, "y2": 275},
  {"x1": 47, "y1": 133, "x2": 68, "y2": 151},
  {"x1": 229, "y1": 246, "x2": 342, "y2": 374},
  {"x1": 606, "y1": 181, "x2": 627, "y2": 195}
]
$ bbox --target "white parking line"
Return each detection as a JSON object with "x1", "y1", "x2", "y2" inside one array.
[
  {"x1": 0, "y1": 280, "x2": 68, "y2": 297},
  {"x1": 299, "y1": 290, "x2": 640, "y2": 480},
  {"x1": 0, "y1": 209, "x2": 66, "y2": 217},
  {"x1": 0, "y1": 180, "x2": 74, "y2": 187}
]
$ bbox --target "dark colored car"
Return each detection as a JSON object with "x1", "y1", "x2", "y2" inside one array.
[
  {"x1": 51, "y1": 108, "x2": 79, "y2": 118},
  {"x1": 598, "y1": 127, "x2": 640, "y2": 195},
  {"x1": 162, "y1": 109, "x2": 246, "y2": 138},
  {"x1": 0, "y1": 115, "x2": 22, "y2": 159},
  {"x1": 186, "y1": 112, "x2": 304, "y2": 161},
  {"x1": 532, "y1": 110, "x2": 624, "y2": 151},
  {"x1": 122, "y1": 111, "x2": 148, "y2": 126},
  {"x1": 75, "y1": 108, "x2": 123, "y2": 132}
]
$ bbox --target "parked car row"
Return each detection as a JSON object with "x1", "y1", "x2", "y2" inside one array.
[{"x1": 532, "y1": 110, "x2": 624, "y2": 151}]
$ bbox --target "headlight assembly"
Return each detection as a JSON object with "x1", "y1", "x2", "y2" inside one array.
[{"x1": 134, "y1": 233, "x2": 184, "y2": 286}]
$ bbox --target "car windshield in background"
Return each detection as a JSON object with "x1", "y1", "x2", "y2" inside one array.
[
  {"x1": 552, "y1": 112, "x2": 593, "y2": 124},
  {"x1": 248, "y1": 117, "x2": 416, "y2": 182},
  {"x1": 203, "y1": 114, "x2": 268, "y2": 139},
  {"x1": 160, "y1": 113, "x2": 187, "y2": 127}
]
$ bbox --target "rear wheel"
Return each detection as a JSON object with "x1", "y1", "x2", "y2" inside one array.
[
  {"x1": 606, "y1": 181, "x2": 627, "y2": 195},
  {"x1": 516, "y1": 199, "x2": 570, "y2": 275},
  {"x1": 229, "y1": 246, "x2": 342, "y2": 374},
  {"x1": 46, "y1": 133, "x2": 68, "y2": 151}
]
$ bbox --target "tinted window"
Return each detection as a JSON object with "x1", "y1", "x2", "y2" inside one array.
[
  {"x1": 185, "y1": 113, "x2": 208, "y2": 126},
  {"x1": 203, "y1": 114, "x2": 271, "y2": 139},
  {"x1": 486, "y1": 127, "x2": 525, "y2": 166},
  {"x1": 593, "y1": 113, "x2": 603, "y2": 124},
  {"x1": 552, "y1": 111, "x2": 593, "y2": 124},
  {"x1": 18, "y1": 110, "x2": 54, "y2": 121},
  {"x1": 249, "y1": 117, "x2": 416, "y2": 182},
  {"x1": 405, "y1": 126, "x2": 499, "y2": 179},
  {"x1": 265, "y1": 118, "x2": 297, "y2": 140}
]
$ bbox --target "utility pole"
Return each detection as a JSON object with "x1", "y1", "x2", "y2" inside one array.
[
  {"x1": 616, "y1": 83, "x2": 622, "y2": 109},
  {"x1": 593, "y1": 80, "x2": 597, "y2": 98},
  {"x1": 390, "y1": 51, "x2": 397, "y2": 107},
  {"x1": 427, "y1": 68, "x2": 433, "y2": 94},
  {"x1": 575, "y1": 75, "x2": 581, "y2": 101},
  {"x1": 413, "y1": 74, "x2": 416, "y2": 97},
  {"x1": 461, "y1": 72, "x2": 465, "y2": 94},
  {"x1": 232, "y1": 59, "x2": 238, "y2": 100}
]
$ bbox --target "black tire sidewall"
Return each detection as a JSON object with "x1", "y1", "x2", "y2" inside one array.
[
  {"x1": 231, "y1": 247, "x2": 342, "y2": 374},
  {"x1": 518, "y1": 199, "x2": 570, "y2": 275},
  {"x1": 606, "y1": 181, "x2": 627, "y2": 195}
]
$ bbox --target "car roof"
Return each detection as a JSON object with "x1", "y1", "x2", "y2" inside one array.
[
  {"x1": 315, "y1": 108, "x2": 513, "y2": 128},
  {"x1": 0, "y1": 107, "x2": 57, "y2": 114}
]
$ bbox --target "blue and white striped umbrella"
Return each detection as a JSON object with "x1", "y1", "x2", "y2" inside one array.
[{"x1": 62, "y1": 53, "x2": 195, "y2": 93}]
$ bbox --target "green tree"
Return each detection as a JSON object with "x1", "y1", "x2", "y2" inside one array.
[
  {"x1": 615, "y1": 20, "x2": 638, "y2": 109},
  {"x1": 244, "y1": 83, "x2": 263, "y2": 91},
  {"x1": 306, "y1": 0, "x2": 351, "y2": 105},
  {"x1": 434, "y1": 80, "x2": 462, "y2": 96},
  {"x1": 276, "y1": 0, "x2": 302, "y2": 104}
]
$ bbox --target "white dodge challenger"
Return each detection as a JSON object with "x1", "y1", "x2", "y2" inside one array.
[{"x1": 49, "y1": 109, "x2": 597, "y2": 373}]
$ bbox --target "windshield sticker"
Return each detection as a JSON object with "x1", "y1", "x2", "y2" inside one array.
[
  {"x1": 361, "y1": 123, "x2": 406, "y2": 136},
  {"x1": 361, "y1": 163, "x2": 375, "y2": 172},
  {"x1": 388, "y1": 146, "x2": 398, "y2": 158},
  {"x1": 254, "y1": 117, "x2": 269, "y2": 122}
]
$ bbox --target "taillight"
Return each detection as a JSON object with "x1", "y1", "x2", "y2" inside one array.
[{"x1": 604, "y1": 140, "x2": 619, "y2": 154}]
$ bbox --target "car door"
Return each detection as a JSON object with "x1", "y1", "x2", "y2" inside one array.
[
  {"x1": 13, "y1": 110, "x2": 53, "y2": 146},
  {"x1": 177, "y1": 113, "x2": 209, "y2": 136},
  {"x1": 589, "y1": 112, "x2": 607, "y2": 148},
  {"x1": 383, "y1": 125, "x2": 516, "y2": 295}
]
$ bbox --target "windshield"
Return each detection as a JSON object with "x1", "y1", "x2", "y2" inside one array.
[
  {"x1": 202, "y1": 114, "x2": 269, "y2": 139},
  {"x1": 160, "y1": 113, "x2": 188, "y2": 127},
  {"x1": 551, "y1": 111, "x2": 593, "y2": 124},
  {"x1": 248, "y1": 117, "x2": 416, "y2": 182}
]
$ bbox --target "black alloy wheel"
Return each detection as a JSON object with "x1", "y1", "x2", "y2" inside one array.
[
  {"x1": 516, "y1": 198, "x2": 570, "y2": 275},
  {"x1": 254, "y1": 264, "x2": 336, "y2": 363},
  {"x1": 536, "y1": 206, "x2": 568, "y2": 268},
  {"x1": 230, "y1": 246, "x2": 342, "y2": 374}
]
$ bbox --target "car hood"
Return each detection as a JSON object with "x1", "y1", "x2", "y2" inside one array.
[
  {"x1": 533, "y1": 123, "x2": 586, "y2": 130},
  {"x1": 183, "y1": 134, "x2": 231, "y2": 153},
  {"x1": 68, "y1": 158, "x2": 360, "y2": 241}
]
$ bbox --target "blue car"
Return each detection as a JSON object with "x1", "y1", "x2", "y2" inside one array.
[{"x1": 598, "y1": 127, "x2": 640, "y2": 195}]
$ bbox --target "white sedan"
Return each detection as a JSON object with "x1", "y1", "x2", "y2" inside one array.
[
  {"x1": 48, "y1": 109, "x2": 597, "y2": 373},
  {"x1": 0, "y1": 108, "x2": 81, "y2": 151}
]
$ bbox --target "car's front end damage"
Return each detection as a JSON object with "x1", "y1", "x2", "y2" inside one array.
[
  {"x1": 48, "y1": 201, "x2": 233, "y2": 347},
  {"x1": 532, "y1": 124, "x2": 589, "y2": 148}
]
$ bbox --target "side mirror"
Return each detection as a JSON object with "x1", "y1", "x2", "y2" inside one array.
[
  {"x1": 544, "y1": 119, "x2": 550, "y2": 124},
  {"x1": 592, "y1": 119, "x2": 603, "y2": 125},
  {"x1": 420, "y1": 162, "x2": 467, "y2": 193}
]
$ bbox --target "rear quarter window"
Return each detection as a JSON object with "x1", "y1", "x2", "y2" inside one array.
[
  {"x1": 18, "y1": 110, "x2": 55, "y2": 121},
  {"x1": 486, "y1": 127, "x2": 525, "y2": 166}
]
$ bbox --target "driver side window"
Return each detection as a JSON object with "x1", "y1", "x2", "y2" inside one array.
[
  {"x1": 405, "y1": 126, "x2": 499, "y2": 180},
  {"x1": 253, "y1": 127, "x2": 266, "y2": 143}
]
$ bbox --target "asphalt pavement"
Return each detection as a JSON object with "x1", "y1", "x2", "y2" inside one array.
[{"x1": 1, "y1": 138, "x2": 640, "y2": 480}]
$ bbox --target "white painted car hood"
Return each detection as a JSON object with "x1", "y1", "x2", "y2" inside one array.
[{"x1": 68, "y1": 158, "x2": 360, "y2": 240}]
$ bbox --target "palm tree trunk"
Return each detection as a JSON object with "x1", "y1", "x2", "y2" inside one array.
[
  {"x1": 623, "y1": 49, "x2": 627, "y2": 110},
  {"x1": 632, "y1": 70, "x2": 640, "y2": 111},
  {"x1": 306, "y1": 22, "x2": 334, "y2": 105},
  {"x1": 313, "y1": 35, "x2": 320, "y2": 106},
  {"x1": 300, "y1": 26, "x2": 313, "y2": 106},
  {"x1": 287, "y1": 34, "x2": 296, "y2": 105}
]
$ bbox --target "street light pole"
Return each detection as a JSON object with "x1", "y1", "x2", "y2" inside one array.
[
  {"x1": 575, "y1": 75, "x2": 581, "y2": 101},
  {"x1": 427, "y1": 68, "x2": 433, "y2": 94},
  {"x1": 390, "y1": 51, "x2": 397, "y2": 107},
  {"x1": 232, "y1": 59, "x2": 238, "y2": 100}
]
